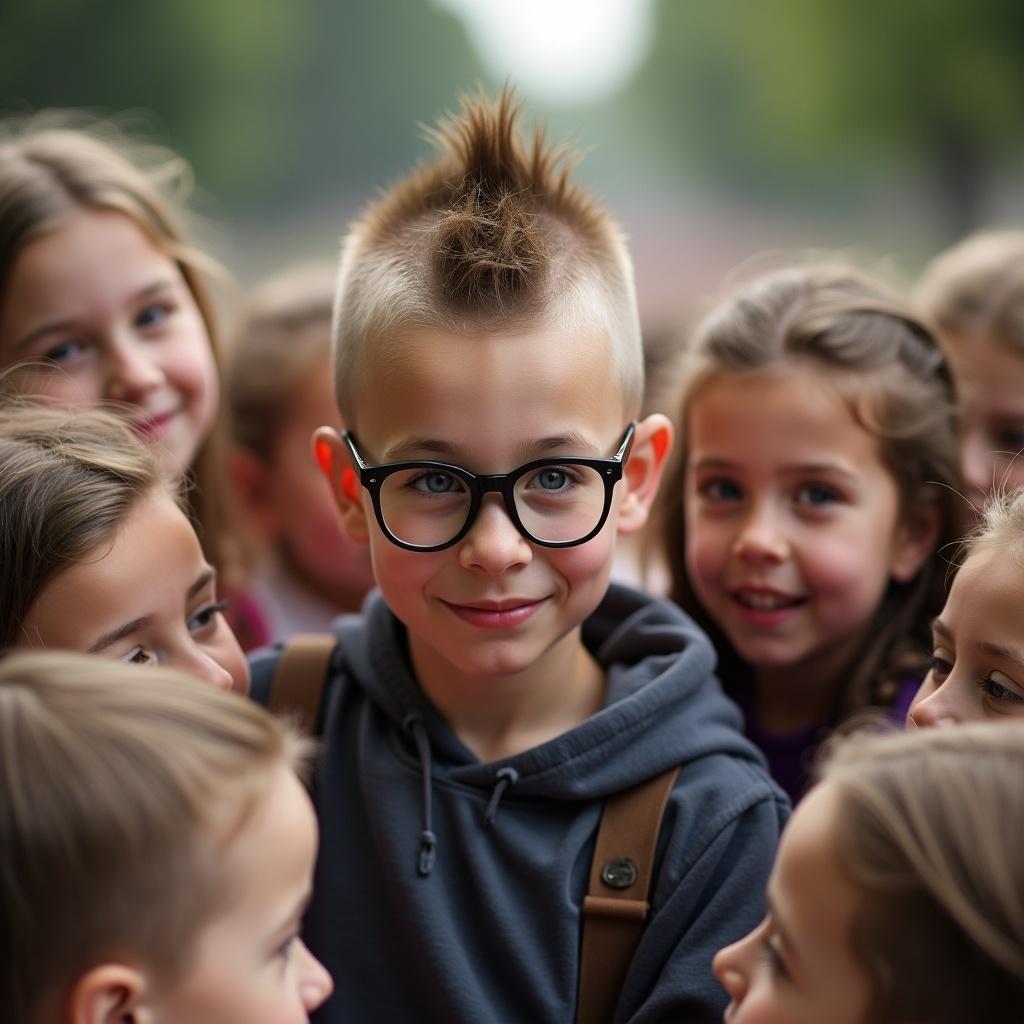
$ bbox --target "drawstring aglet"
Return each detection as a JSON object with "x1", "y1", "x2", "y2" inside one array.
[{"x1": 417, "y1": 829, "x2": 437, "y2": 877}]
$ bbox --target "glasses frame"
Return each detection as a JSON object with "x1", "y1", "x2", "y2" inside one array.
[{"x1": 342, "y1": 422, "x2": 636, "y2": 552}]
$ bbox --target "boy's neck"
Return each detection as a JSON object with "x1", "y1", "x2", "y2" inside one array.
[{"x1": 409, "y1": 628, "x2": 606, "y2": 763}]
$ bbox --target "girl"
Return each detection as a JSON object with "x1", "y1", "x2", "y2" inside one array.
[
  {"x1": 223, "y1": 263, "x2": 376, "y2": 649},
  {"x1": 908, "y1": 486, "x2": 1024, "y2": 726},
  {"x1": 657, "y1": 264, "x2": 964, "y2": 802},
  {"x1": 916, "y1": 231, "x2": 1024, "y2": 508},
  {"x1": 0, "y1": 112, "x2": 229, "y2": 564},
  {"x1": 713, "y1": 722, "x2": 1024, "y2": 1022},
  {"x1": 0, "y1": 402, "x2": 249, "y2": 693}
]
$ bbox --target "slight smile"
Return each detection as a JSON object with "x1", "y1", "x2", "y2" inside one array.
[{"x1": 441, "y1": 597, "x2": 548, "y2": 629}]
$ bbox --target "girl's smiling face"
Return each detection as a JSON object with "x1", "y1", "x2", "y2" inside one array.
[
  {"x1": 18, "y1": 489, "x2": 250, "y2": 694},
  {"x1": 908, "y1": 542, "x2": 1024, "y2": 727},
  {"x1": 0, "y1": 208, "x2": 218, "y2": 476}
]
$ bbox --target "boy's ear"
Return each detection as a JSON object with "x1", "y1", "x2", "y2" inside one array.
[
  {"x1": 617, "y1": 414, "x2": 674, "y2": 536},
  {"x1": 891, "y1": 494, "x2": 942, "y2": 583},
  {"x1": 227, "y1": 447, "x2": 280, "y2": 539},
  {"x1": 312, "y1": 426, "x2": 371, "y2": 545},
  {"x1": 68, "y1": 963, "x2": 150, "y2": 1024}
]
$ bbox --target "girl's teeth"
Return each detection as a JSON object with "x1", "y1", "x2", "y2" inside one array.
[{"x1": 739, "y1": 591, "x2": 793, "y2": 610}]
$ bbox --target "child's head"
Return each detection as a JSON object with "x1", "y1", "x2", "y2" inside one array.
[
  {"x1": 0, "y1": 651, "x2": 332, "y2": 1024},
  {"x1": 0, "y1": 403, "x2": 249, "y2": 693},
  {"x1": 316, "y1": 87, "x2": 672, "y2": 685},
  {"x1": 661, "y1": 264, "x2": 962, "y2": 715},
  {"x1": 908, "y1": 486, "x2": 1024, "y2": 727},
  {"x1": 225, "y1": 263, "x2": 374, "y2": 610},
  {"x1": 917, "y1": 231, "x2": 1024, "y2": 506},
  {"x1": 714, "y1": 722, "x2": 1024, "y2": 1023},
  {"x1": 0, "y1": 113, "x2": 221, "y2": 476}
]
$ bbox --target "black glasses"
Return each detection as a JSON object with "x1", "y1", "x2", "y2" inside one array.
[{"x1": 343, "y1": 423, "x2": 636, "y2": 552}]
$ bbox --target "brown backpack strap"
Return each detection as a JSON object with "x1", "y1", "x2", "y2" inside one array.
[
  {"x1": 267, "y1": 633, "x2": 336, "y2": 737},
  {"x1": 576, "y1": 765, "x2": 681, "y2": 1024}
]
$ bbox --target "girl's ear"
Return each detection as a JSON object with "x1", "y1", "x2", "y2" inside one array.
[
  {"x1": 617, "y1": 414, "x2": 674, "y2": 535},
  {"x1": 68, "y1": 963, "x2": 151, "y2": 1024},
  {"x1": 312, "y1": 427, "x2": 371, "y2": 545},
  {"x1": 891, "y1": 494, "x2": 943, "y2": 583}
]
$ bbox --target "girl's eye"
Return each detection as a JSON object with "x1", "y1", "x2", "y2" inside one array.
[
  {"x1": 410, "y1": 471, "x2": 462, "y2": 495},
  {"x1": 697, "y1": 477, "x2": 743, "y2": 503},
  {"x1": 995, "y1": 428, "x2": 1024, "y2": 453},
  {"x1": 979, "y1": 673, "x2": 1024, "y2": 706},
  {"x1": 795, "y1": 483, "x2": 840, "y2": 507},
  {"x1": 122, "y1": 646, "x2": 154, "y2": 666},
  {"x1": 135, "y1": 303, "x2": 174, "y2": 330},
  {"x1": 929, "y1": 652, "x2": 953, "y2": 681},
  {"x1": 276, "y1": 933, "x2": 298, "y2": 962},
  {"x1": 188, "y1": 600, "x2": 229, "y2": 633},
  {"x1": 42, "y1": 339, "x2": 88, "y2": 364}
]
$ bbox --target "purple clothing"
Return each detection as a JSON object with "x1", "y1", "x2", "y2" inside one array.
[{"x1": 738, "y1": 674, "x2": 921, "y2": 805}]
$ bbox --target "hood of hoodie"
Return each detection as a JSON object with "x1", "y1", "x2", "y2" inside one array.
[{"x1": 332, "y1": 581, "x2": 761, "y2": 802}]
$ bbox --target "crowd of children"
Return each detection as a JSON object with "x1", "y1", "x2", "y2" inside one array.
[{"x1": 2, "y1": 90, "x2": 1024, "y2": 1022}]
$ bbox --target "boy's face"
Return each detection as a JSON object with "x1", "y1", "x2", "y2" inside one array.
[
  {"x1": 326, "y1": 324, "x2": 668, "y2": 684},
  {"x1": 144, "y1": 765, "x2": 332, "y2": 1022}
]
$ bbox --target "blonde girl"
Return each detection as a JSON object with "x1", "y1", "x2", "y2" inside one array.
[
  {"x1": 908, "y1": 485, "x2": 1024, "y2": 726},
  {"x1": 917, "y1": 230, "x2": 1024, "y2": 507},
  {"x1": 0, "y1": 651, "x2": 332, "y2": 1023},
  {"x1": 0, "y1": 402, "x2": 249, "y2": 693},
  {"x1": 657, "y1": 264, "x2": 963, "y2": 801},
  {"x1": 714, "y1": 722, "x2": 1024, "y2": 1022},
  {"x1": 0, "y1": 112, "x2": 228, "y2": 561}
]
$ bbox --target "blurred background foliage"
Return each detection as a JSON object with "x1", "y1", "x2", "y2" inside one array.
[{"x1": 3, "y1": 0, "x2": 1023, "y2": 326}]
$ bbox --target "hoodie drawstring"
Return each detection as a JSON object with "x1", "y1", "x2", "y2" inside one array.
[
  {"x1": 483, "y1": 766, "x2": 519, "y2": 827},
  {"x1": 403, "y1": 713, "x2": 436, "y2": 877}
]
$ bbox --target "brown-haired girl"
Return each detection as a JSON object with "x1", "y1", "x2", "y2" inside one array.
[
  {"x1": 0, "y1": 112, "x2": 229, "y2": 563},
  {"x1": 0, "y1": 402, "x2": 248, "y2": 693},
  {"x1": 714, "y1": 721, "x2": 1024, "y2": 1022},
  {"x1": 656, "y1": 263, "x2": 964, "y2": 802}
]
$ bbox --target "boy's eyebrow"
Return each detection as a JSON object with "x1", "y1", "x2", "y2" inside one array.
[
  {"x1": 88, "y1": 616, "x2": 154, "y2": 654},
  {"x1": 383, "y1": 431, "x2": 601, "y2": 463},
  {"x1": 13, "y1": 278, "x2": 179, "y2": 353}
]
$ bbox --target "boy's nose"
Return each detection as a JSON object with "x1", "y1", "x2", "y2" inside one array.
[
  {"x1": 712, "y1": 933, "x2": 752, "y2": 1007},
  {"x1": 458, "y1": 494, "x2": 533, "y2": 576},
  {"x1": 104, "y1": 335, "x2": 165, "y2": 402},
  {"x1": 296, "y1": 938, "x2": 334, "y2": 1012}
]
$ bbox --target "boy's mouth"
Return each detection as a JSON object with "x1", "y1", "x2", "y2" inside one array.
[{"x1": 441, "y1": 597, "x2": 547, "y2": 629}]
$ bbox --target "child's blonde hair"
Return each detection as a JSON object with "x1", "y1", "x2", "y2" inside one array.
[
  {"x1": 821, "y1": 722, "x2": 1024, "y2": 1022},
  {"x1": 658, "y1": 263, "x2": 963, "y2": 717},
  {"x1": 0, "y1": 112, "x2": 230, "y2": 567},
  {"x1": 333, "y1": 87, "x2": 644, "y2": 425},
  {"x1": 0, "y1": 650, "x2": 308, "y2": 1024},
  {"x1": 0, "y1": 402, "x2": 172, "y2": 648},
  {"x1": 916, "y1": 230, "x2": 1024, "y2": 353}
]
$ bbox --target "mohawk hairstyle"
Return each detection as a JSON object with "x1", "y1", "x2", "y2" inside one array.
[{"x1": 332, "y1": 86, "x2": 643, "y2": 424}]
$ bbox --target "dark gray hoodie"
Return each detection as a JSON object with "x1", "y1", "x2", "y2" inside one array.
[{"x1": 250, "y1": 583, "x2": 788, "y2": 1023}]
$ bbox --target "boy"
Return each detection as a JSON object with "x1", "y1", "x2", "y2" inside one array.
[
  {"x1": 0, "y1": 652, "x2": 333, "y2": 1023},
  {"x1": 251, "y1": 89, "x2": 787, "y2": 1022}
]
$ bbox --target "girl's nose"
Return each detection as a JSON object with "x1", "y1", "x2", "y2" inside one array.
[
  {"x1": 712, "y1": 932, "x2": 754, "y2": 1007},
  {"x1": 172, "y1": 646, "x2": 235, "y2": 691},
  {"x1": 458, "y1": 495, "x2": 533, "y2": 576},
  {"x1": 907, "y1": 676, "x2": 962, "y2": 728},
  {"x1": 104, "y1": 335, "x2": 165, "y2": 402},
  {"x1": 732, "y1": 507, "x2": 788, "y2": 564},
  {"x1": 295, "y1": 938, "x2": 334, "y2": 1013}
]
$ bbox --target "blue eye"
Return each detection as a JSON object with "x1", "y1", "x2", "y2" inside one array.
[
  {"x1": 411, "y1": 471, "x2": 461, "y2": 495},
  {"x1": 42, "y1": 339, "x2": 87, "y2": 364},
  {"x1": 136, "y1": 303, "x2": 173, "y2": 330}
]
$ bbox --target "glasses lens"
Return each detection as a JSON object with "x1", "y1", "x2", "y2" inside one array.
[
  {"x1": 378, "y1": 467, "x2": 472, "y2": 547},
  {"x1": 514, "y1": 463, "x2": 607, "y2": 543}
]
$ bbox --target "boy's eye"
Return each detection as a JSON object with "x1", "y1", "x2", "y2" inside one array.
[
  {"x1": 697, "y1": 477, "x2": 743, "y2": 503},
  {"x1": 188, "y1": 600, "x2": 229, "y2": 633},
  {"x1": 410, "y1": 470, "x2": 462, "y2": 495},
  {"x1": 795, "y1": 483, "x2": 840, "y2": 507},
  {"x1": 524, "y1": 465, "x2": 582, "y2": 493}
]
